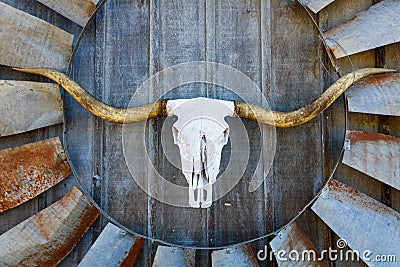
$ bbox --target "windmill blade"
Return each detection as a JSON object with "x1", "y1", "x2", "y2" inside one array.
[
  {"x1": 298, "y1": 0, "x2": 335, "y2": 13},
  {"x1": 270, "y1": 222, "x2": 329, "y2": 266},
  {"x1": 0, "y1": 80, "x2": 63, "y2": 137},
  {"x1": 0, "y1": 186, "x2": 99, "y2": 266},
  {"x1": 324, "y1": 0, "x2": 400, "y2": 58},
  {"x1": 78, "y1": 223, "x2": 144, "y2": 267},
  {"x1": 312, "y1": 179, "x2": 400, "y2": 267},
  {"x1": 343, "y1": 131, "x2": 400, "y2": 190},
  {"x1": 0, "y1": 2, "x2": 73, "y2": 70},
  {"x1": 211, "y1": 244, "x2": 259, "y2": 267},
  {"x1": 0, "y1": 137, "x2": 71, "y2": 213},
  {"x1": 152, "y1": 246, "x2": 195, "y2": 267},
  {"x1": 347, "y1": 73, "x2": 400, "y2": 116},
  {"x1": 36, "y1": 0, "x2": 100, "y2": 27}
]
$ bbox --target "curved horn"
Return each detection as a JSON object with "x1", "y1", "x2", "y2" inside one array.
[
  {"x1": 14, "y1": 68, "x2": 395, "y2": 127},
  {"x1": 12, "y1": 68, "x2": 168, "y2": 123},
  {"x1": 233, "y1": 68, "x2": 396, "y2": 127}
]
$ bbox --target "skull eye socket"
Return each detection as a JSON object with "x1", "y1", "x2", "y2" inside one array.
[
  {"x1": 172, "y1": 126, "x2": 179, "y2": 144},
  {"x1": 222, "y1": 128, "x2": 229, "y2": 144}
]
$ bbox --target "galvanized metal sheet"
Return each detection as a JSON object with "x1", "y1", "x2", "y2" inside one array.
[
  {"x1": 0, "y1": 80, "x2": 63, "y2": 137},
  {"x1": 347, "y1": 73, "x2": 400, "y2": 116},
  {"x1": 152, "y1": 246, "x2": 195, "y2": 267},
  {"x1": 0, "y1": 1, "x2": 74, "y2": 69},
  {"x1": 211, "y1": 244, "x2": 259, "y2": 267},
  {"x1": 270, "y1": 222, "x2": 329, "y2": 266},
  {"x1": 324, "y1": 0, "x2": 400, "y2": 58},
  {"x1": 36, "y1": 0, "x2": 99, "y2": 27},
  {"x1": 78, "y1": 223, "x2": 144, "y2": 267},
  {"x1": 312, "y1": 179, "x2": 400, "y2": 267},
  {"x1": 0, "y1": 137, "x2": 72, "y2": 213},
  {"x1": 343, "y1": 131, "x2": 400, "y2": 190},
  {"x1": 0, "y1": 186, "x2": 100, "y2": 266},
  {"x1": 299, "y1": 0, "x2": 335, "y2": 13}
]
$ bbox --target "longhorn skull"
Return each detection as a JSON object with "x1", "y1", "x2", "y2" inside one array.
[{"x1": 13, "y1": 67, "x2": 395, "y2": 208}]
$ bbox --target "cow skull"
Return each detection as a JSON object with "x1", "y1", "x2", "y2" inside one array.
[{"x1": 167, "y1": 98, "x2": 234, "y2": 208}]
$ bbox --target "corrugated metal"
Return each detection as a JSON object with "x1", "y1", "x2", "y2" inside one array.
[
  {"x1": 0, "y1": 137, "x2": 71, "y2": 213},
  {"x1": 78, "y1": 223, "x2": 144, "y2": 267},
  {"x1": 0, "y1": 186, "x2": 99, "y2": 266},
  {"x1": 36, "y1": 0, "x2": 99, "y2": 27},
  {"x1": 343, "y1": 131, "x2": 400, "y2": 190},
  {"x1": 312, "y1": 179, "x2": 400, "y2": 267},
  {"x1": 347, "y1": 73, "x2": 400, "y2": 116},
  {"x1": 0, "y1": 80, "x2": 64, "y2": 137},
  {"x1": 270, "y1": 222, "x2": 329, "y2": 266},
  {"x1": 324, "y1": 0, "x2": 400, "y2": 58},
  {"x1": 152, "y1": 246, "x2": 195, "y2": 267},
  {"x1": 211, "y1": 244, "x2": 259, "y2": 267}
]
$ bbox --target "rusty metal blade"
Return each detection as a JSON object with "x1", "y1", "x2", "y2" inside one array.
[
  {"x1": 152, "y1": 246, "x2": 195, "y2": 267},
  {"x1": 347, "y1": 73, "x2": 400, "y2": 116},
  {"x1": 211, "y1": 244, "x2": 259, "y2": 267},
  {"x1": 343, "y1": 131, "x2": 400, "y2": 190},
  {"x1": 324, "y1": 0, "x2": 400, "y2": 58},
  {"x1": 36, "y1": 0, "x2": 99, "y2": 27},
  {"x1": 312, "y1": 179, "x2": 400, "y2": 267},
  {"x1": 0, "y1": 2, "x2": 73, "y2": 69},
  {"x1": 0, "y1": 137, "x2": 72, "y2": 213},
  {"x1": 0, "y1": 80, "x2": 63, "y2": 137},
  {"x1": 270, "y1": 222, "x2": 329, "y2": 266},
  {"x1": 78, "y1": 223, "x2": 144, "y2": 267},
  {"x1": 0, "y1": 186, "x2": 99, "y2": 266},
  {"x1": 298, "y1": 0, "x2": 335, "y2": 13}
]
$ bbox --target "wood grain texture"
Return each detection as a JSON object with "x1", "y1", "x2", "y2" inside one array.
[
  {"x1": 0, "y1": 186, "x2": 99, "y2": 266},
  {"x1": 37, "y1": 0, "x2": 99, "y2": 27},
  {"x1": 312, "y1": 179, "x2": 400, "y2": 267},
  {"x1": 0, "y1": 80, "x2": 63, "y2": 137},
  {"x1": 324, "y1": 0, "x2": 400, "y2": 58},
  {"x1": 347, "y1": 73, "x2": 400, "y2": 116},
  {"x1": 0, "y1": 2, "x2": 74, "y2": 70},
  {"x1": 299, "y1": 0, "x2": 335, "y2": 13}
]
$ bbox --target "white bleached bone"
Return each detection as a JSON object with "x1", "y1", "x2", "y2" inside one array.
[{"x1": 167, "y1": 98, "x2": 235, "y2": 208}]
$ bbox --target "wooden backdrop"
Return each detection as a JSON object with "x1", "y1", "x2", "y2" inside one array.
[{"x1": 0, "y1": 0, "x2": 399, "y2": 266}]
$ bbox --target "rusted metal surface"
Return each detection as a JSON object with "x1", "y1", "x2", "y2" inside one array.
[
  {"x1": 0, "y1": 2, "x2": 73, "y2": 69},
  {"x1": 36, "y1": 0, "x2": 99, "y2": 27},
  {"x1": 211, "y1": 244, "x2": 259, "y2": 267},
  {"x1": 270, "y1": 222, "x2": 329, "y2": 266},
  {"x1": 312, "y1": 179, "x2": 400, "y2": 267},
  {"x1": 0, "y1": 137, "x2": 72, "y2": 213},
  {"x1": 152, "y1": 246, "x2": 195, "y2": 267},
  {"x1": 298, "y1": 0, "x2": 335, "y2": 13},
  {"x1": 0, "y1": 186, "x2": 100, "y2": 266},
  {"x1": 0, "y1": 80, "x2": 64, "y2": 137},
  {"x1": 347, "y1": 73, "x2": 400, "y2": 116},
  {"x1": 343, "y1": 131, "x2": 400, "y2": 190},
  {"x1": 78, "y1": 223, "x2": 144, "y2": 267},
  {"x1": 324, "y1": 0, "x2": 400, "y2": 58}
]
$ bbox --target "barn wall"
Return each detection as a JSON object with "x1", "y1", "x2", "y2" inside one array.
[{"x1": 0, "y1": 0, "x2": 398, "y2": 266}]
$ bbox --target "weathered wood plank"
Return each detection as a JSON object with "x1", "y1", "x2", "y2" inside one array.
[
  {"x1": 0, "y1": 137, "x2": 71, "y2": 213},
  {"x1": 0, "y1": 2, "x2": 74, "y2": 70},
  {"x1": 0, "y1": 80, "x2": 63, "y2": 137},
  {"x1": 211, "y1": 244, "x2": 259, "y2": 267},
  {"x1": 152, "y1": 246, "x2": 195, "y2": 267},
  {"x1": 312, "y1": 179, "x2": 400, "y2": 267},
  {"x1": 36, "y1": 0, "x2": 99, "y2": 27},
  {"x1": 269, "y1": 222, "x2": 330, "y2": 266},
  {"x1": 0, "y1": 186, "x2": 99, "y2": 266},
  {"x1": 324, "y1": 0, "x2": 400, "y2": 58},
  {"x1": 78, "y1": 223, "x2": 144, "y2": 267},
  {"x1": 347, "y1": 73, "x2": 400, "y2": 116},
  {"x1": 343, "y1": 131, "x2": 400, "y2": 190},
  {"x1": 299, "y1": 0, "x2": 335, "y2": 13}
]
